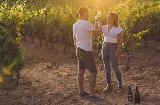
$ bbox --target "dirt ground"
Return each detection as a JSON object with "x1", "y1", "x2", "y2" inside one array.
[{"x1": 0, "y1": 38, "x2": 160, "y2": 105}]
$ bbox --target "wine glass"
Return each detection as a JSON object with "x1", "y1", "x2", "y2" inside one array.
[{"x1": 94, "y1": 11, "x2": 101, "y2": 22}]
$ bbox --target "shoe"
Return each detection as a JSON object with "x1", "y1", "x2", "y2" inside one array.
[
  {"x1": 103, "y1": 86, "x2": 112, "y2": 93},
  {"x1": 88, "y1": 95, "x2": 104, "y2": 101},
  {"x1": 79, "y1": 91, "x2": 90, "y2": 98},
  {"x1": 117, "y1": 87, "x2": 123, "y2": 93}
]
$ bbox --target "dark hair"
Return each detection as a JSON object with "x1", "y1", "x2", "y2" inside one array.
[
  {"x1": 109, "y1": 13, "x2": 119, "y2": 27},
  {"x1": 79, "y1": 6, "x2": 88, "y2": 16}
]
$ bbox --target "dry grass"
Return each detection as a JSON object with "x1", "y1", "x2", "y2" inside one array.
[{"x1": 0, "y1": 38, "x2": 160, "y2": 105}]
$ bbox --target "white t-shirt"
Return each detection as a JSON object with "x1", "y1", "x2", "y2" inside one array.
[
  {"x1": 73, "y1": 20, "x2": 95, "y2": 51},
  {"x1": 102, "y1": 25, "x2": 123, "y2": 43}
]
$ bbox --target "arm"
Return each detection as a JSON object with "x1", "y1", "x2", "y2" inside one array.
[
  {"x1": 115, "y1": 32, "x2": 123, "y2": 60},
  {"x1": 73, "y1": 34, "x2": 77, "y2": 48},
  {"x1": 92, "y1": 17, "x2": 102, "y2": 36},
  {"x1": 92, "y1": 22, "x2": 102, "y2": 36},
  {"x1": 117, "y1": 32, "x2": 123, "y2": 52}
]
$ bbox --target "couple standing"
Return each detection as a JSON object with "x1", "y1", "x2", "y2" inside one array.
[{"x1": 73, "y1": 6, "x2": 123, "y2": 101}]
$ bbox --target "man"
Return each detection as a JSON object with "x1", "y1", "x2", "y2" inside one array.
[{"x1": 73, "y1": 6, "x2": 103, "y2": 101}]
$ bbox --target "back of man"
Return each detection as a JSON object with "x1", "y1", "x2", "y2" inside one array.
[
  {"x1": 73, "y1": 6, "x2": 103, "y2": 101},
  {"x1": 73, "y1": 20, "x2": 94, "y2": 51}
]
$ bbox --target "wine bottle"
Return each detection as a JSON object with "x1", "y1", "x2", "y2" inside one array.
[
  {"x1": 135, "y1": 86, "x2": 140, "y2": 103},
  {"x1": 128, "y1": 85, "x2": 133, "y2": 101}
]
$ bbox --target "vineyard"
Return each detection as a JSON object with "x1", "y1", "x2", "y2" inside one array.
[
  {"x1": 0, "y1": 0, "x2": 160, "y2": 105},
  {"x1": 1, "y1": 0, "x2": 160, "y2": 49}
]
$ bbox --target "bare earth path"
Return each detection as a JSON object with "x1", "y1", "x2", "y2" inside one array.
[{"x1": 0, "y1": 39, "x2": 160, "y2": 105}]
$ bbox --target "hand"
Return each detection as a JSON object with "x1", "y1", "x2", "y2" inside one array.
[
  {"x1": 74, "y1": 45, "x2": 77, "y2": 48},
  {"x1": 114, "y1": 50, "x2": 119, "y2": 60},
  {"x1": 95, "y1": 16, "x2": 100, "y2": 23},
  {"x1": 98, "y1": 22, "x2": 102, "y2": 29},
  {"x1": 74, "y1": 42, "x2": 77, "y2": 48}
]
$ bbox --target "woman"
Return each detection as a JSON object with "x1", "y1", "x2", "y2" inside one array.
[{"x1": 102, "y1": 13, "x2": 123, "y2": 93}]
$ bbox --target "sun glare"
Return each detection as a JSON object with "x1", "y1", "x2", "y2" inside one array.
[{"x1": 2, "y1": 59, "x2": 17, "y2": 75}]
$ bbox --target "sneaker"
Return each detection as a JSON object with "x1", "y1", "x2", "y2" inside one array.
[
  {"x1": 103, "y1": 86, "x2": 112, "y2": 93},
  {"x1": 79, "y1": 91, "x2": 90, "y2": 98},
  {"x1": 88, "y1": 95, "x2": 104, "y2": 101}
]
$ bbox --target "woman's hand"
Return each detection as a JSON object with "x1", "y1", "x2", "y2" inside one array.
[
  {"x1": 114, "y1": 50, "x2": 119, "y2": 60},
  {"x1": 95, "y1": 17, "x2": 100, "y2": 23},
  {"x1": 94, "y1": 18, "x2": 102, "y2": 30}
]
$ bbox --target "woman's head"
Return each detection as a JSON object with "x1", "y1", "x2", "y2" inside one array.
[{"x1": 107, "y1": 12, "x2": 119, "y2": 27}]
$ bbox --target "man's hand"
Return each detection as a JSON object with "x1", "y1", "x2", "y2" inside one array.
[{"x1": 74, "y1": 44, "x2": 77, "y2": 48}]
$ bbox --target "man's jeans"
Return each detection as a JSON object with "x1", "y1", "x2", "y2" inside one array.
[{"x1": 102, "y1": 43, "x2": 122, "y2": 87}]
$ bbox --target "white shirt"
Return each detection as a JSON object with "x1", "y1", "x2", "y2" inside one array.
[
  {"x1": 73, "y1": 20, "x2": 95, "y2": 51},
  {"x1": 102, "y1": 25, "x2": 123, "y2": 43}
]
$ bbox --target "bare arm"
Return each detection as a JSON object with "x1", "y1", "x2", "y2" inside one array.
[
  {"x1": 115, "y1": 32, "x2": 123, "y2": 60},
  {"x1": 117, "y1": 32, "x2": 123, "y2": 52},
  {"x1": 92, "y1": 21, "x2": 102, "y2": 36},
  {"x1": 73, "y1": 34, "x2": 77, "y2": 48}
]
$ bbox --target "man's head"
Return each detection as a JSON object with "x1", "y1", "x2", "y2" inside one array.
[{"x1": 79, "y1": 6, "x2": 89, "y2": 20}]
